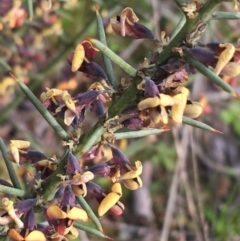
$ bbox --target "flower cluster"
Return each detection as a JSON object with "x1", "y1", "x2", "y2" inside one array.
[{"x1": 0, "y1": 139, "x2": 142, "y2": 240}]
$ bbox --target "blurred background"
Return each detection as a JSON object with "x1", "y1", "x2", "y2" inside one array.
[{"x1": 1, "y1": 0, "x2": 240, "y2": 240}]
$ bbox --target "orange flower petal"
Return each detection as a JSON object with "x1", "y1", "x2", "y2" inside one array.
[
  {"x1": 8, "y1": 229, "x2": 24, "y2": 241},
  {"x1": 46, "y1": 205, "x2": 67, "y2": 219}
]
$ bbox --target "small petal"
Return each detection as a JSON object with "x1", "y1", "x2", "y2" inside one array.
[
  {"x1": 8, "y1": 229, "x2": 24, "y2": 241},
  {"x1": 67, "y1": 207, "x2": 89, "y2": 221},
  {"x1": 160, "y1": 106, "x2": 168, "y2": 124},
  {"x1": 123, "y1": 177, "x2": 142, "y2": 190},
  {"x1": 9, "y1": 140, "x2": 30, "y2": 165},
  {"x1": 82, "y1": 40, "x2": 99, "y2": 62},
  {"x1": 183, "y1": 101, "x2": 203, "y2": 118},
  {"x1": 65, "y1": 226, "x2": 79, "y2": 239},
  {"x1": 158, "y1": 94, "x2": 175, "y2": 107},
  {"x1": 220, "y1": 62, "x2": 240, "y2": 77},
  {"x1": 64, "y1": 109, "x2": 76, "y2": 126},
  {"x1": 108, "y1": 202, "x2": 125, "y2": 216},
  {"x1": 25, "y1": 231, "x2": 46, "y2": 241},
  {"x1": 46, "y1": 206, "x2": 67, "y2": 219},
  {"x1": 62, "y1": 91, "x2": 76, "y2": 113},
  {"x1": 172, "y1": 93, "x2": 188, "y2": 123},
  {"x1": 214, "y1": 43, "x2": 235, "y2": 75},
  {"x1": 71, "y1": 43, "x2": 85, "y2": 72},
  {"x1": 98, "y1": 184, "x2": 122, "y2": 217},
  {"x1": 116, "y1": 161, "x2": 142, "y2": 181},
  {"x1": 149, "y1": 108, "x2": 161, "y2": 125},
  {"x1": 120, "y1": 7, "x2": 139, "y2": 36},
  {"x1": 138, "y1": 96, "x2": 160, "y2": 110}
]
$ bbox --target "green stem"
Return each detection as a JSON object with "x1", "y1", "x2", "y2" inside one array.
[
  {"x1": 42, "y1": 148, "x2": 69, "y2": 201},
  {"x1": 212, "y1": 11, "x2": 240, "y2": 20},
  {"x1": 76, "y1": 195, "x2": 103, "y2": 232},
  {"x1": 73, "y1": 222, "x2": 109, "y2": 239},
  {"x1": 96, "y1": 8, "x2": 117, "y2": 89},
  {"x1": 185, "y1": 54, "x2": 238, "y2": 97},
  {"x1": 0, "y1": 18, "x2": 94, "y2": 123},
  {"x1": 0, "y1": 138, "x2": 21, "y2": 190},
  {"x1": 0, "y1": 184, "x2": 26, "y2": 197},
  {"x1": 154, "y1": 0, "x2": 229, "y2": 65},
  {"x1": 113, "y1": 129, "x2": 168, "y2": 139},
  {"x1": 90, "y1": 39, "x2": 137, "y2": 77},
  {"x1": 170, "y1": 14, "x2": 186, "y2": 40},
  {"x1": 16, "y1": 80, "x2": 70, "y2": 141},
  {"x1": 27, "y1": 0, "x2": 33, "y2": 21}
]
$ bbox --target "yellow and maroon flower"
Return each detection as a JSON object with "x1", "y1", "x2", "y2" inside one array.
[
  {"x1": 46, "y1": 185, "x2": 89, "y2": 237},
  {"x1": 107, "y1": 145, "x2": 142, "y2": 190},
  {"x1": 68, "y1": 40, "x2": 107, "y2": 79},
  {"x1": 87, "y1": 181, "x2": 124, "y2": 217}
]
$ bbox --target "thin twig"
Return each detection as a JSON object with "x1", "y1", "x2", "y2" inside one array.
[
  {"x1": 181, "y1": 161, "x2": 203, "y2": 241},
  {"x1": 160, "y1": 126, "x2": 189, "y2": 241},
  {"x1": 190, "y1": 129, "x2": 209, "y2": 241}
]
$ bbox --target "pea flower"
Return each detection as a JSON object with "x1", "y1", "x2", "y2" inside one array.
[
  {"x1": 68, "y1": 40, "x2": 107, "y2": 79},
  {"x1": 138, "y1": 86, "x2": 202, "y2": 124},
  {"x1": 188, "y1": 42, "x2": 240, "y2": 77},
  {"x1": 107, "y1": 145, "x2": 142, "y2": 190},
  {"x1": 46, "y1": 185, "x2": 89, "y2": 238},
  {"x1": 86, "y1": 181, "x2": 125, "y2": 217},
  {"x1": 111, "y1": 7, "x2": 159, "y2": 42}
]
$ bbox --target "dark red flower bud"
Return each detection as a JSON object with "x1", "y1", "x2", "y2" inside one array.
[
  {"x1": 61, "y1": 185, "x2": 76, "y2": 207},
  {"x1": 144, "y1": 77, "x2": 159, "y2": 97},
  {"x1": 15, "y1": 198, "x2": 37, "y2": 214},
  {"x1": 74, "y1": 90, "x2": 100, "y2": 105},
  {"x1": 187, "y1": 47, "x2": 217, "y2": 67},
  {"x1": 66, "y1": 152, "x2": 82, "y2": 176},
  {"x1": 88, "y1": 163, "x2": 110, "y2": 177},
  {"x1": 91, "y1": 99, "x2": 105, "y2": 118},
  {"x1": 27, "y1": 150, "x2": 48, "y2": 164},
  {"x1": 82, "y1": 61, "x2": 108, "y2": 80},
  {"x1": 110, "y1": 145, "x2": 131, "y2": 166}
]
